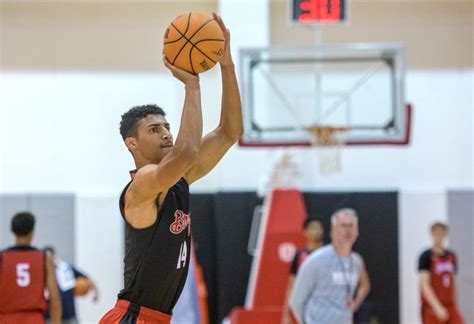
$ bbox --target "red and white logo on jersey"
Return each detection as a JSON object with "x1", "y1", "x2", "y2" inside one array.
[
  {"x1": 435, "y1": 261, "x2": 455, "y2": 274},
  {"x1": 169, "y1": 210, "x2": 191, "y2": 236}
]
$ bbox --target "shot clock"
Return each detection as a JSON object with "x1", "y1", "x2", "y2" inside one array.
[{"x1": 291, "y1": 0, "x2": 347, "y2": 24}]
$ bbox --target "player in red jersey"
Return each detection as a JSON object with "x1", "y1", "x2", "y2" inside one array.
[
  {"x1": 282, "y1": 218, "x2": 324, "y2": 324},
  {"x1": 0, "y1": 211, "x2": 62, "y2": 324},
  {"x1": 418, "y1": 222, "x2": 464, "y2": 324}
]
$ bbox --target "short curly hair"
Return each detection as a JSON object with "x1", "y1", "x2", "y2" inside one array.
[
  {"x1": 11, "y1": 211, "x2": 35, "y2": 236},
  {"x1": 119, "y1": 104, "x2": 166, "y2": 140}
]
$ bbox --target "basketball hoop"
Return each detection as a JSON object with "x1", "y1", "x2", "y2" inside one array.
[{"x1": 306, "y1": 126, "x2": 349, "y2": 175}]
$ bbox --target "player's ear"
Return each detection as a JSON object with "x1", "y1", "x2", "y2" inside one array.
[{"x1": 125, "y1": 137, "x2": 138, "y2": 151}]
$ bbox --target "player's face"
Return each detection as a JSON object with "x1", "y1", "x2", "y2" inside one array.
[
  {"x1": 332, "y1": 214, "x2": 359, "y2": 246},
  {"x1": 304, "y1": 221, "x2": 324, "y2": 242},
  {"x1": 135, "y1": 114, "x2": 174, "y2": 163},
  {"x1": 431, "y1": 227, "x2": 447, "y2": 247}
]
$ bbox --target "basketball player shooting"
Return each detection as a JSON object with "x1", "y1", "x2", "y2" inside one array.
[{"x1": 99, "y1": 13, "x2": 242, "y2": 324}]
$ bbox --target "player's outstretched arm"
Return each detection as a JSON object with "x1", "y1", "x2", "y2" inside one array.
[
  {"x1": 213, "y1": 13, "x2": 243, "y2": 141},
  {"x1": 45, "y1": 253, "x2": 62, "y2": 324},
  {"x1": 128, "y1": 57, "x2": 203, "y2": 206},
  {"x1": 185, "y1": 13, "x2": 243, "y2": 184}
]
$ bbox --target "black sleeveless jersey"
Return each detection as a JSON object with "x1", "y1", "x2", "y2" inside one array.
[{"x1": 117, "y1": 174, "x2": 191, "y2": 314}]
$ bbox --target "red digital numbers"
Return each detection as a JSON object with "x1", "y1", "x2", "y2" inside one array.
[{"x1": 295, "y1": 0, "x2": 344, "y2": 23}]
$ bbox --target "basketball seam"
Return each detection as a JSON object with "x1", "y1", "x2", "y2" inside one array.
[
  {"x1": 174, "y1": 17, "x2": 215, "y2": 45},
  {"x1": 189, "y1": 39, "x2": 223, "y2": 72},
  {"x1": 189, "y1": 43, "x2": 196, "y2": 74},
  {"x1": 192, "y1": 38, "x2": 225, "y2": 44},
  {"x1": 169, "y1": 13, "x2": 193, "y2": 64},
  {"x1": 189, "y1": 39, "x2": 224, "y2": 73},
  {"x1": 170, "y1": 18, "x2": 213, "y2": 65},
  {"x1": 164, "y1": 34, "x2": 186, "y2": 45},
  {"x1": 192, "y1": 38, "x2": 225, "y2": 68},
  {"x1": 164, "y1": 14, "x2": 191, "y2": 45},
  {"x1": 191, "y1": 38, "x2": 225, "y2": 58},
  {"x1": 189, "y1": 45, "x2": 196, "y2": 74},
  {"x1": 170, "y1": 16, "x2": 219, "y2": 71}
]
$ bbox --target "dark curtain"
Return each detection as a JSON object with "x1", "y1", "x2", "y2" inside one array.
[{"x1": 191, "y1": 191, "x2": 399, "y2": 324}]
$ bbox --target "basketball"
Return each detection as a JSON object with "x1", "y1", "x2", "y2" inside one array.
[
  {"x1": 163, "y1": 12, "x2": 225, "y2": 74},
  {"x1": 74, "y1": 277, "x2": 91, "y2": 296}
]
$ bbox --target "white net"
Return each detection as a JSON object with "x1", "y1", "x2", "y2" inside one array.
[{"x1": 306, "y1": 126, "x2": 349, "y2": 175}]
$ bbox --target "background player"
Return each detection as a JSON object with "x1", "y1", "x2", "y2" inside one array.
[
  {"x1": 418, "y1": 222, "x2": 464, "y2": 324},
  {"x1": 289, "y1": 208, "x2": 370, "y2": 324},
  {"x1": 0, "y1": 212, "x2": 62, "y2": 324},
  {"x1": 99, "y1": 13, "x2": 242, "y2": 324},
  {"x1": 44, "y1": 246, "x2": 99, "y2": 324},
  {"x1": 282, "y1": 218, "x2": 324, "y2": 324}
]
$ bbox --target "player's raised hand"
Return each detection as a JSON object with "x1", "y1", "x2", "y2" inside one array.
[
  {"x1": 163, "y1": 54, "x2": 199, "y2": 85},
  {"x1": 212, "y1": 12, "x2": 233, "y2": 67}
]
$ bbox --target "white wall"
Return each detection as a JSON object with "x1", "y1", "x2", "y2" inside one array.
[
  {"x1": 75, "y1": 196, "x2": 123, "y2": 323},
  {"x1": 0, "y1": 71, "x2": 221, "y2": 194}
]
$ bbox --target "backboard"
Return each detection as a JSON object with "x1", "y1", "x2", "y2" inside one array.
[{"x1": 239, "y1": 44, "x2": 411, "y2": 147}]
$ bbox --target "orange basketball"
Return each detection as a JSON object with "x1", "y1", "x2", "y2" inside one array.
[
  {"x1": 163, "y1": 12, "x2": 225, "y2": 74},
  {"x1": 74, "y1": 277, "x2": 91, "y2": 296}
]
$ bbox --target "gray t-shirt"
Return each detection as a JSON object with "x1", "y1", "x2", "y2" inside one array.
[{"x1": 289, "y1": 244, "x2": 363, "y2": 324}]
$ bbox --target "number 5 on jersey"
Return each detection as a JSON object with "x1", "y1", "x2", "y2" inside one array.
[
  {"x1": 17, "y1": 262, "x2": 31, "y2": 287},
  {"x1": 177, "y1": 241, "x2": 187, "y2": 269}
]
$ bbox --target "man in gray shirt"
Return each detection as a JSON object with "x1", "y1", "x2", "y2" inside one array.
[{"x1": 289, "y1": 208, "x2": 371, "y2": 324}]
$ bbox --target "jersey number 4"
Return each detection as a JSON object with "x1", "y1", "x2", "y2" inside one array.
[
  {"x1": 177, "y1": 241, "x2": 188, "y2": 269},
  {"x1": 16, "y1": 263, "x2": 31, "y2": 287},
  {"x1": 443, "y1": 273, "x2": 451, "y2": 288}
]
